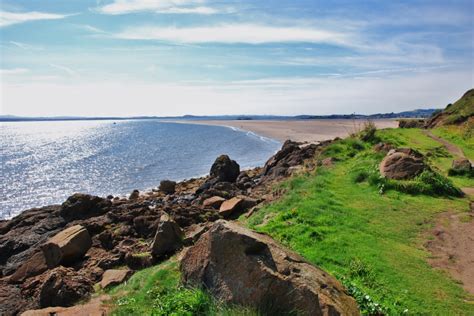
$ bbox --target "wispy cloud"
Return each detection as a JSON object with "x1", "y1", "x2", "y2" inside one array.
[
  {"x1": 49, "y1": 64, "x2": 77, "y2": 76},
  {"x1": 114, "y1": 24, "x2": 350, "y2": 45},
  {"x1": 0, "y1": 11, "x2": 68, "y2": 27},
  {"x1": 96, "y1": 0, "x2": 222, "y2": 15}
]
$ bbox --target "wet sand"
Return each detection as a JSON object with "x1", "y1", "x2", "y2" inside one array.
[{"x1": 172, "y1": 119, "x2": 398, "y2": 143}]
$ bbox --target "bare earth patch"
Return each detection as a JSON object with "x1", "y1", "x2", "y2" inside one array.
[{"x1": 425, "y1": 211, "x2": 474, "y2": 295}]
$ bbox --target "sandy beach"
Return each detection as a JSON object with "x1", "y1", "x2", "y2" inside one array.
[{"x1": 173, "y1": 119, "x2": 399, "y2": 143}]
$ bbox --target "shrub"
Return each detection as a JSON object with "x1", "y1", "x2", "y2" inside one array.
[{"x1": 359, "y1": 121, "x2": 379, "y2": 143}]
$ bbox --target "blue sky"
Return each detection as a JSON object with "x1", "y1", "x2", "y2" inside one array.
[{"x1": 0, "y1": 0, "x2": 472, "y2": 116}]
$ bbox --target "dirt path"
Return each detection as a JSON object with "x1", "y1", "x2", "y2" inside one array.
[
  {"x1": 422, "y1": 130, "x2": 474, "y2": 294},
  {"x1": 424, "y1": 130, "x2": 472, "y2": 163},
  {"x1": 425, "y1": 211, "x2": 474, "y2": 295}
]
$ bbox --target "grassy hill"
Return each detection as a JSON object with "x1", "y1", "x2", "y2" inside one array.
[{"x1": 427, "y1": 89, "x2": 474, "y2": 128}]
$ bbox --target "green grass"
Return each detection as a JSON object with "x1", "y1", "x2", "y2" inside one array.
[
  {"x1": 108, "y1": 259, "x2": 258, "y2": 316},
  {"x1": 244, "y1": 134, "x2": 473, "y2": 315},
  {"x1": 432, "y1": 126, "x2": 474, "y2": 161}
]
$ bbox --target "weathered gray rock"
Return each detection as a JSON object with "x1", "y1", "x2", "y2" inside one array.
[
  {"x1": 181, "y1": 220, "x2": 359, "y2": 316},
  {"x1": 41, "y1": 225, "x2": 92, "y2": 268},
  {"x1": 150, "y1": 213, "x2": 183, "y2": 259}
]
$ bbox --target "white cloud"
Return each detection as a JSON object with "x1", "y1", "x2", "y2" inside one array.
[
  {"x1": 115, "y1": 24, "x2": 350, "y2": 45},
  {"x1": 0, "y1": 11, "x2": 67, "y2": 27},
  {"x1": 155, "y1": 6, "x2": 218, "y2": 14},
  {"x1": 96, "y1": 0, "x2": 219, "y2": 15},
  {"x1": 49, "y1": 64, "x2": 77, "y2": 76},
  {"x1": 2, "y1": 70, "x2": 471, "y2": 117},
  {"x1": 0, "y1": 68, "x2": 29, "y2": 75}
]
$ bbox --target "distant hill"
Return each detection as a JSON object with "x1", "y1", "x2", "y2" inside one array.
[
  {"x1": 426, "y1": 89, "x2": 474, "y2": 128},
  {"x1": 0, "y1": 109, "x2": 439, "y2": 123}
]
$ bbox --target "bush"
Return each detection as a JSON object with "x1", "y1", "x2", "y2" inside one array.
[
  {"x1": 448, "y1": 168, "x2": 474, "y2": 178},
  {"x1": 359, "y1": 121, "x2": 379, "y2": 143}
]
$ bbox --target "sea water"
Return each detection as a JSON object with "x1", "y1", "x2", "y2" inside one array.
[{"x1": 0, "y1": 120, "x2": 281, "y2": 219}]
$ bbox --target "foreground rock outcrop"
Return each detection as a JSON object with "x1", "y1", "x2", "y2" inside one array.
[
  {"x1": 0, "y1": 139, "x2": 336, "y2": 315},
  {"x1": 181, "y1": 220, "x2": 359, "y2": 316}
]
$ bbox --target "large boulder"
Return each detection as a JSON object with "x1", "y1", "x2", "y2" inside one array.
[
  {"x1": 181, "y1": 221, "x2": 359, "y2": 316},
  {"x1": 60, "y1": 193, "x2": 111, "y2": 220},
  {"x1": 41, "y1": 225, "x2": 92, "y2": 268},
  {"x1": 150, "y1": 213, "x2": 183, "y2": 259},
  {"x1": 8, "y1": 252, "x2": 48, "y2": 283},
  {"x1": 37, "y1": 266, "x2": 93, "y2": 308},
  {"x1": 210, "y1": 155, "x2": 240, "y2": 182},
  {"x1": 380, "y1": 148, "x2": 426, "y2": 180},
  {"x1": 262, "y1": 140, "x2": 317, "y2": 182}
]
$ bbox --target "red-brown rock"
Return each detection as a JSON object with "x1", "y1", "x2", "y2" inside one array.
[{"x1": 181, "y1": 220, "x2": 359, "y2": 316}]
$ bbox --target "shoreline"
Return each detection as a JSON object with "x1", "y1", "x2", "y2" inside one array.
[{"x1": 165, "y1": 119, "x2": 399, "y2": 144}]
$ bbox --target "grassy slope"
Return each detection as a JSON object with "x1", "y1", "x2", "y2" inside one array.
[
  {"x1": 244, "y1": 129, "x2": 473, "y2": 315},
  {"x1": 106, "y1": 259, "x2": 257, "y2": 316}
]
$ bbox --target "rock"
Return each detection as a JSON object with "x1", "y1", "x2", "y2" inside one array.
[
  {"x1": 183, "y1": 223, "x2": 211, "y2": 246},
  {"x1": 41, "y1": 225, "x2": 92, "y2": 268},
  {"x1": 60, "y1": 193, "x2": 111, "y2": 220},
  {"x1": 159, "y1": 180, "x2": 176, "y2": 194},
  {"x1": 452, "y1": 158, "x2": 472, "y2": 173},
  {"x1": 150, "y1": 213, "x2": 183, "y2": 259},
  {"x1": 203, "y1": 196, "x2": 226, "y2": 209},
  {"x1": 133, "y1": 215, "x2": 158, "y2": 237},
  {"x1": 219, "y1": 197, "x2": 244, "y2": 218},
  {"x1": 8, "y1": 252, "x2": 48, "y2": 283},
  {"x1": 210, "y1": 155, "x2": 240, "y2": 182},
  {"x1": 99, "y1": 269, "x2": 132, "y2": 289},
  {"x1": 262, "y1": 140, "x2": 317, "y2": 182},
  {"x1": 321, "y1": 157, "x2": 335, "y2": 167},
  {"x1": 125, "y1": 252, "x2": 152, "y2": 270},
  {"x1": 129, "y1": 190, "x2": 140, "y2": 200},
  {"x1": 21, "y1": 295, "x2": 110, "y2": 316},
  {"x1": 181, "y1": 221, "x2": 359, "y2": 316},
  {"x1": 380, "y1": 148, "x2": 426, "y2": 180},
  {"x1": 38, "y1": 266, "x2": 93, "y2": 308},
  {"x1": 219, "y1": 197, "x2": 257, "y2": 218}
]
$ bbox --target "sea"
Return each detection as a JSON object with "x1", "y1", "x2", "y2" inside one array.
[{"x1": 0, "y1": 120, "x2": 281, "y2": 219}]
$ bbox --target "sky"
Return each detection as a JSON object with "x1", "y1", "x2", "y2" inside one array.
[{"x1": 0, "y1": 0, "x2": 473, "y2": 117}]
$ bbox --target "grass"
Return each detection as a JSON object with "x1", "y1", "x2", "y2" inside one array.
[
  {"x1": 244, "y1": 133, "x2": 473, "y2": 315},
  {"x1": 432, "y1": 125, "x2": 474, "y2": 161},
  {"x1": 107, "y1": 259, "x2": 258, "y2": 316},
  {"x1": 377, "y1": 128, "x2": 474, "y2": 188}
]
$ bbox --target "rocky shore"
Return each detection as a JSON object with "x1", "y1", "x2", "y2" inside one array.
[{"x1": 0, "y1": 139, "x2": 361, "y2": 315}]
